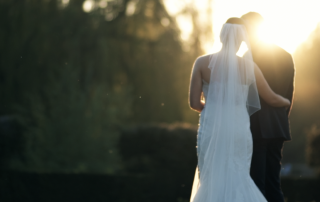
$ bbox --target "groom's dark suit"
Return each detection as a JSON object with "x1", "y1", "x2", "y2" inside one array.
[{"x1": 250, "y1": 43, "x2": 295, "y2": 202}]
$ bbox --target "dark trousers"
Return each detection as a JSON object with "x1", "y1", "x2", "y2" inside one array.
[{"x1": 250, "y1": 138, "x2": 285, "y2": 202}]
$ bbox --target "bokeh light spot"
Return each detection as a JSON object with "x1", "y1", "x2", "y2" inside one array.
[
  {"x1": 99, "y1": 0, "x2": 108, "y2": 8},
  {"x1": 161, "y1": 18, "x2": 170, "y2": 27},
  {"x1": 126, "y1": 1, "x2": 136, "y2": 16},
  {"x1": 83, "y1": 0, "x2": 94, "y2": 13}
]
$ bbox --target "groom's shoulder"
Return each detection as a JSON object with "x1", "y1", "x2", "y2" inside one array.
[
  {"x1": 273, "y1": 44, "x2": 291, "y2": 58},
  {"x1": 271, "y1": 44, "x2": 294, "y2": 67},
  {"x1": 267, "y1": 44, "x2": 295, "y2": 72},
  {"x1": 262, "y1": 43, "x2": 292, "y2": 58}
]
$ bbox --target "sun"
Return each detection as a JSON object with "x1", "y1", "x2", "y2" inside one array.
[
  {"x1": 164, "y1": 0, "x2": 320, "y2": 54},
  {"x1": 257, "y1": 22, "x2": 273, "y2": 44}
]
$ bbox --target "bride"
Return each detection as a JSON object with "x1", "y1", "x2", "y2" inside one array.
[{"x1": 188, "y1": 17, "x2": 290, "y2": 202}]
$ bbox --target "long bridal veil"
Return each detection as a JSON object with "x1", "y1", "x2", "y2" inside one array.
[{"x1": 190, "y1": 23, "x2": 262, "y2": 201}]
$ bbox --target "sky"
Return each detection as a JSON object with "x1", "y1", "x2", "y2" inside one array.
[{"x1": 164, "y1": 0, "x2": 320, "y2": 54}]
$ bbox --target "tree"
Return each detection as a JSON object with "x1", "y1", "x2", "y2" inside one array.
[
  {"x1": 0, "y1": 0, "x2": 202, "y2": 173},
  {"x1": 0, "y1": 0, "x2": 131, "y2": 173},
  {"x1": 283, "y1": 24, "x2": 320, "y2": 164},
  {"x1": 306, "y1": 125, "x2": 320, "y2": 175}
]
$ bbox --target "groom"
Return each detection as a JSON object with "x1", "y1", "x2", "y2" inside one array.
[{"x1": 241, "y1": 12, "x2": 295, "y2": 202}]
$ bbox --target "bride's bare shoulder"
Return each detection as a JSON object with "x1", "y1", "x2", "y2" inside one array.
[{"x1": 194, "y1": 53, "x2": 218, "y2": 69}]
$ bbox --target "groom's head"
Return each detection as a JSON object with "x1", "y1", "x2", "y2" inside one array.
[{"x1": 241, "y1": 12, "x2": 264, "y2": 43}]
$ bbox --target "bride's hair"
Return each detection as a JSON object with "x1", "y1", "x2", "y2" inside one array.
[
  {"x1": 220, "y1": 18, "x2": 247, "y2": 49},
  {"x1": 225, "y1": 17, "x2": 246, "y2": 26}
]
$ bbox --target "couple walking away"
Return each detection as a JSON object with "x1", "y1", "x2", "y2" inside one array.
[{"x1": 189, "y1": 12, "x2": 295, "y2": 202}]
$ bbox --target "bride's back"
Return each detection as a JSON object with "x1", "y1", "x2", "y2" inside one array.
[
  {"x1": 196, "y1": 53, "x2": 250, "y2": 85},
  {"x1": 195, "y1": 54, "x2": 215, "y2": 84}
]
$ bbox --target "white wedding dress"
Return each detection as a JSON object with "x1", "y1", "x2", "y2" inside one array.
[{"x1": 190, "y1": 24, "x2": 267, "y2": 202}]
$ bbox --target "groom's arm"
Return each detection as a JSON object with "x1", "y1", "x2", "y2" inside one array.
[{"x1": 285, "y1": 56, "x2": 295, "y2": 116}]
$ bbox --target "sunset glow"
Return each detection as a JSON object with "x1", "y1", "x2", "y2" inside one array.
[{"x1": 164, "y1": 0, "x2": 320, "y2": 54}]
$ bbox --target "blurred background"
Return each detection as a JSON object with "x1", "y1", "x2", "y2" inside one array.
[{"x1": 1, "y1": 0, "x2": 320, "y2": 201}]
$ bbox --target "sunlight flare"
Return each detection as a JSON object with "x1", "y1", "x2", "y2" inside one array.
[
  {"x1": 164, "y1": 0, "x2": 320, "y2": 54},
  {"x1": 236, "y1": 42, "x2": 249, "y2": 57}
]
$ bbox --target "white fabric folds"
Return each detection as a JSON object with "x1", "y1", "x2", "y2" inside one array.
[{"x1": 190, "y1": 24, "x2": 266, "y2": 202}]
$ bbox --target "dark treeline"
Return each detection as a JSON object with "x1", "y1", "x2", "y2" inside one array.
[
  {"x1": 284, "y1": 24, "x2": 320, "y2": 166},
  {"x1": 0, "y1": 0, "x2": 200, "y2": 173}
]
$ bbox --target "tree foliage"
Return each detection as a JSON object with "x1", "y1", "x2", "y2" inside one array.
[
  {"x1": 306, "y1": 125, "x2": 320, "y2": 168},
  {"x1": 283, "y1": 24, "x2": 320, "y2": 164},
  {"x1": 0, "y1": 0, "x2": 202, "y2": 173}
]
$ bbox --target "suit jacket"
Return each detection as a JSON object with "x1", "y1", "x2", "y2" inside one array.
[{"x1": 250, "y1": 43, "x2": 295, "y2": 141}]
